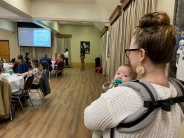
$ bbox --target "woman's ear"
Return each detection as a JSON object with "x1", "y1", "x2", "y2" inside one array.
[{"x1": 139, "y1": 48, "x2": 146, "y2": 62}]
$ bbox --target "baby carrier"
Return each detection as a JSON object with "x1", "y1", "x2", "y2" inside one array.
[{"x1": 110, "y1": 78, "x2": 184, "y2": 137}]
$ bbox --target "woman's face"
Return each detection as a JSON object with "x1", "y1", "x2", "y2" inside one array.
[
  {"x1": 129, "y1": 36, "x2": 140, "y2": 71},
  {"x1": 31, "y1": 62, "x2": 35, "y2": 68}
]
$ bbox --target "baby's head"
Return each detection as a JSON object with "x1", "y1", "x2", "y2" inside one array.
[{"x1": 114, "y1": 64, "x2": 137, "y2": 83}]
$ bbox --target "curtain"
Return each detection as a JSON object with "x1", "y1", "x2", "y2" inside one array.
[
  {"x1": 20, "y1": 47, "x2": 51, "y2": 60},
  {"x1": 56, "y1": 38, "x2": 71, "y2": 64},
  {"x1": 100, "y1": 32, "x2": 108, "y2": 75},
  {"x1": 108, "y1": 0, "x2": 152, "y2": 81}
]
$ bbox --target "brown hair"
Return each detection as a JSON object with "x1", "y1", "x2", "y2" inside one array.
[
  {"x1": 17, "y1": 54, "x2": 25, "y2": 63},
  {"x1": 31, "y1": 59, "x2": 43, "y2": 70},
  {"x1": 133, "y1": 12, "x2": 176, "y2": 64},
  {"x1": 122, "y1": 64, "x2": 137, "y2": 80}
]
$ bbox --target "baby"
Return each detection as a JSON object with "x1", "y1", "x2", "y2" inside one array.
[{"x1": 93, "y1": 64, "x2": 137, "y2": 138}]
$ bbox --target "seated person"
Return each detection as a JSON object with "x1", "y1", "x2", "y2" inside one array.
[
  {"x1": 93, "y1": 64, "x2": 137, "y2": 138},
  {"x1": 24, "y1": 52, "x2": 30, "y2": 66},
  {"x1": 0, "y1": 59, "x2": 5, "y2": 73},
  {"x1": 11, "y1": 58, "x2": 15, "y2": 64},
  {"x1": 16, "y1": 55, "x2": 29, "y2": 79},
  {"x1": 54, "y1": 54, "x2": 65, "y2": 70},
  {"x1": 12, "y1": 60, "x2": 20, "y2": 73},
  {"x1": 0, "y1": 57, "x2": 4, "y2": 63},
  {"x1": 17, "y1": 59, "x2": 43, "y2": 89},
  {"x1": 39, "y1": 53, "x2": 52, "y2": 71},
  {"x1": 0, "y1": 67, "x2": 8, "y2": 82}
]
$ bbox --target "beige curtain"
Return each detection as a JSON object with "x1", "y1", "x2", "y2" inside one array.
[
  {"x1": 20, "y1": 47, "x2": 51, "y2": 60},
  {"x1": 108, "y1": 0, "x2": 152, "y2": 81},
  {"x1": 56, "y1": 38, "x2": 71, "y2": 64},
  {"x1": 100, "y1": 32, "x2": 108, "y2": 75}
]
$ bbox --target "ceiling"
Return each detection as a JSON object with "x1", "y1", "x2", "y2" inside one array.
[{"x1": 32, "y1": 0, "x2": 96, "y2": 2}]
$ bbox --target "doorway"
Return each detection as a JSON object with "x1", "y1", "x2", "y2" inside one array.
[{"x1": 0, "y1": 40, "x2": 10, "y2": 63}]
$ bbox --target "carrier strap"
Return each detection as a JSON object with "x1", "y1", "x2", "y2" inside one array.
[{"x1": 144, "y1": 96, "x2": 184, "y2": 111}]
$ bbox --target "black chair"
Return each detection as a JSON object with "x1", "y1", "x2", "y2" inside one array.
[
  {"x1": 12, "y1": 75, "x2": 34, "y2": 114},
  {"x1": 41, "y1": 61, "x2": 51, "y2": 78},
  {"x1": 55, "y1": 61, "x2": 65, "y2": 77}
]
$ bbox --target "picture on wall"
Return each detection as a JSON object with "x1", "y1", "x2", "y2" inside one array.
[{"x1": 81, "y1": 41, "x2": 90, "y2": 54}]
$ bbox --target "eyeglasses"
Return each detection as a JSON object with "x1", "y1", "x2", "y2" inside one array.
[{"x1": 124, "y1": 49, "x2": 139, "y2": 58}]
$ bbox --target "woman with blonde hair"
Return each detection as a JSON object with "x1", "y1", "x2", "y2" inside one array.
[
  {"x1": 54, "y1": 53, "x2": 65, "y2": 70},
  {"x1": 17, "y1": 59, "x2": 43, "y2": 89},
  {"x1": 84, "y1": 12, "x2": 183, "y2": 138}
]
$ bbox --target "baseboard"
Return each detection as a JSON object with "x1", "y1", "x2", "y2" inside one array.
[
  {"x1": 106, "y1": 72, "x2": 108, "y2": 80},
  {"x1": 71, "y1": 62, "x2": 95, "y2": 66}
]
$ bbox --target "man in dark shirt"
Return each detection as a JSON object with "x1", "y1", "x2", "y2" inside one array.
[
  {"x1": 80, "y1": 45, "x2": 85, "y2": 70},
  {"x1": 24, "y1": 52, "x2": 30, "y2": 66},
  {"x1": 39, "y1": 53, "x2": 52, "y2": 71}
]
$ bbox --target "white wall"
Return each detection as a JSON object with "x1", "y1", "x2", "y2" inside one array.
[
  {"x1": 31, "y1": 1, "x2": 110, "y2": 22},
  {"x1": 0, "y1": 25, "x2": 20, "y2": 60},
  {"x1": 0, "y1": 19, "x2": 15, "y2": 32},
  {"x1": 60, "y1": 25, "x2": 101, "y2": 63},
  {"x1": 3, "y1": 0, "x2": 31, "y2": 15},
  {"x1": 38, "y1": 21, "x2": 61, "y2": 34}
]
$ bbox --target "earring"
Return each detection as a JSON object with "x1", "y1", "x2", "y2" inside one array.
[{"x1": 136, "y1": 65, "x2": 145, "y2": 75}]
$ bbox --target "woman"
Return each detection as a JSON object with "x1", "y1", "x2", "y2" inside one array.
[
  {"x1": 12, "y1": 60, "x2": 20, "y2": 73},
  {"x1": 16, "y1": 54, "x2": 28, "y2": 74},
  {"x1": 84, "y1": 12, "x2": 183, "y2": 138},
  {"x1": 80, "y1": 45, "x2": 85, "y2": 70},
  {"x1": 17, "y1": 59, "x2": 43, "y2": 89},
  {"x1": 24, "y1": 52, "x2": 30, "y2": 66},
  {"x1": 64, "y1": 48, "x2": 68, "y2": 67},
  {"x1": 54, "y1": 53, "x2": 65, "y2": 70}
]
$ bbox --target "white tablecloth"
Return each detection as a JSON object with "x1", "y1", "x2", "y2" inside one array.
[
  {"x1": 3, "y1": 63, "x2": 13, "y2": 73},
  {"x1": 2, "y1": 73, "x2": 24, "y2": 93}
]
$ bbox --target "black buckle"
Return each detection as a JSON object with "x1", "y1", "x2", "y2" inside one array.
[{"x1": 168, "y1": 98, "x2": 174, "y2": 105}]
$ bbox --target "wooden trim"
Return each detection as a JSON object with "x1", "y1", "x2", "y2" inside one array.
[
  {"x1": 55, "y1": 34, "x2": 72, "y2": 38},
  {"x1": 109, "y1": 5, "x2": 122, "y2": 25},
  {"x1": 121, "y1": 0, "x2": 132, "y2": 11},
  {"x1": 100, "y1": 26, "x2": 108, "y2": 37},
  {"x1": 71, "y1": 62, "x2": 95, "y2": 66}
]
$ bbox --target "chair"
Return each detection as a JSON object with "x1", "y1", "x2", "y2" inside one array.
[
  {"x1": 30, "y1": 80, "x2": 44, "y2": 99},
  {"x1": 41, "y1": 61, "x2": 51, "y2": 78},
  {"x1": 12, "y1": 75, "x2": 34, "y2": 114},
  {"x1": 55, "y1": 61, "x2": 65, "y2": 77}
]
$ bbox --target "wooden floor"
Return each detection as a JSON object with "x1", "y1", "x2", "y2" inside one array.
[{"x1": 0, "y1": 65, "x2": 107, "y2": 138}]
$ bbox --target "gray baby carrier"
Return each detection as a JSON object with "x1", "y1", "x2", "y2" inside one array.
[{"x1": 110, "y1": 78, "x2": 184, "y2": 137}]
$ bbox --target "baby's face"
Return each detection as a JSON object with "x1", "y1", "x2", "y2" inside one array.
[{"x1": 114, "y1": 66, "x2": 134, "y2": 83}]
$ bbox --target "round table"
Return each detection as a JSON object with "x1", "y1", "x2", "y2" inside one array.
[
  {"x1": 2, "y1": 73, "x2": 24, "y2": 93},
  {"x1": 3, "y1": 63, "x2": 13, "y2": 73}
]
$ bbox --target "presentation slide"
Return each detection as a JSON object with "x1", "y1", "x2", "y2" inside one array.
[{"x1": 18, "y1": 28, "x2": 51, "y2": 47}]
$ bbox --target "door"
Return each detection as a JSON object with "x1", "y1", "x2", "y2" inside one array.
[{"x1": 0, "y1": 40, "x2": 10, "y2": 63}]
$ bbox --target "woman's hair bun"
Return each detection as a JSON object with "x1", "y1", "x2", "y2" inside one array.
[{"x1": 139, "y1": 12, "x2": 170, "y2": 28}]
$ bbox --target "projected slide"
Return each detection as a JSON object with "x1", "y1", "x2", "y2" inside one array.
[{"x1": 18, "y1": 28, "x2": 51, "y2": 47}]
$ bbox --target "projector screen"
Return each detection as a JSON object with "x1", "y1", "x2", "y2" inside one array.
[{"x1": 18, "y1": 28, "x2": 51, "y2": 47}]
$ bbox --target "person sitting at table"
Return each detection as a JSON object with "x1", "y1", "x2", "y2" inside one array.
[
  {"x1": 0, "y1": 67, "x2": 8, "y2": 82},
  {"x1": 16, "y1": 55, "x2": 28, "y2": 78},
  {"x1": 24, "y1": 52, "x2": 30, "y2": 66},
  {"x1": 0, "y1": 57, "x2": 4, "y2": 63},
  {"x1": 39, "y1": 53, "x2": 52, "y2": 71},
  {"x1": 12, "y1": 60, "x2": 20, "y2": 73},
  {"x1": 0, "y1": 59, "x2": 5, "y2": 73},
  {"x1": 17, "y1": 59, "x2": 43, "y2": 89},
  {"x1": 54, "y1": 53, "x2": 65, "y2": 69}
]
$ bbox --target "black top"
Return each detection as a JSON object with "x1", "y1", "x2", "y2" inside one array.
[
  {"x1": 81, "y1": 49, "x2": 85, "y2": 56},
  {"x1": 24, "y1": 56, "x2": 30, "y2": 65}
]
